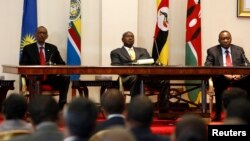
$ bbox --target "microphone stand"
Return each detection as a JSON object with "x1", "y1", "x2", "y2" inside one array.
[{"x1": 154, "y1": 38, "x2": 162, "y2": 66}]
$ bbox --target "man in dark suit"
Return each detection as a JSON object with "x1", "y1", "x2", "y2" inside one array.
[
  {"x1": 95, "y1": 88, "x2": 126, "y2": 133},
  {"x1": 126, "y1": 95, "x2": 170, "y2": 141},
  {"x1": 64, "y1": 97, "x2": 98, "y2": 141},
  {"x1": 19, "y1": 26, "x2": 70, "y2": 110},
  {"x1": 204, "y1": 30, "x2": 250, "y2": 121},
  {"x1": 111, "y1": 31, "x2": 161, "y2": 98},
  {"x1": 10, "y1": 95, "x2": 63, "y2": 141}
]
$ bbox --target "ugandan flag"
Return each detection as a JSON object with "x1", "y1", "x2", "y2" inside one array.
[
  {"x1": 20, "y1": 0, "x2": 37, "y2": 61},
  {"x1": 152, "y1": 0, "x2": 169, "y2": 66},
  {"x1": 67, "y1": 0, "x2": 81, "y2": 80},
  {"x1": 185, "y1": 0, "x2": 202, "y2": 104}
]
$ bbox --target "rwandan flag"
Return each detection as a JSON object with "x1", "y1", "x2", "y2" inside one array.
[
  {"x1": 67, "y1": 0, "x2": 81, "y2": 80},
  {"x1": 152, "y1": 0, "x2": 169, "y2": 66},
  {"x1": 20, "y1": 0, "x2": 37, "y2": 60},
  {"x1": 185, "y1": 0, "x2": 202, "y2": 104}
]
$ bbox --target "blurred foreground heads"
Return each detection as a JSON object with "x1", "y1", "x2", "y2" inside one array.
[{"x1": 64, "y1": 97, "x2": 98, "y2": 141}]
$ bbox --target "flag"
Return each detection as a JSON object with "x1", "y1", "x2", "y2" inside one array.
[
  {"x1": 67, "y1": 0, "x2": 81, "y2": 80},
  {"x1": 20, "y1": 0, "x2": 37, "y2": 60},
  {"x1": 185, "y1": 0, "x2": 202, "y2": 104},
  {"x1": 152, "y1": 0, "x2": 169, "y2": 66}
]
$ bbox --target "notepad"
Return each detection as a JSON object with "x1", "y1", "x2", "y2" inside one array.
[{"x1": 132, "y1": 58, "x2": 155, "y2": 65}]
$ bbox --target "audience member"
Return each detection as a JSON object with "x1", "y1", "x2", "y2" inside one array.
[
  {"x1": 171, "y1": 114, "x2": 207, "y2": 141},
  {"x1": 10, "y1": 95, "x2": 63, "y2": 141},
  {"x1": 224, "y1": 98, "x2": 250, "y2": 124},
  {"x1": 94, "y1": 88, "x2": 126, "y2": 133},
  {"x1": 63, "y1": 97, "x2": 98, "y2": 141},
  {"x1": 0, "y1": 93, "x2": 32, "y2": 132},
  {"x1": 222, "y1": 87, "x2": 248, "y2": 110},
  {"x1": 19, "y1": 26, "x2": 70, "y2": 110},
  {"x1": 204, "y1": 30, "x2": 250, "y2": 121},
  {"x1": 126, "y1": 95, "x2": 170, "y2": 141},
  {"x1": 89, "y1": 127, "x2": 136, "y2": 141}
]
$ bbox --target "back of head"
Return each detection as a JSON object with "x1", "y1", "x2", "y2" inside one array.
[
  {"x1": 64, "y1": 97, "x2": 98, "y2": 139},
  {"x1": 226, "y1": 98, "x2": 250, "y2": 124},
  {"x1": 101, "y1": 88, "x2": 125, "y2": 115},
  {"x1": 127, "y1": 95, "x2": 154, "y2": 127},
  {"x1": 222, "y1": 87, "x2": 248, "y2": 109},
  {"x1": 89, "y1": 127, "x2": 136, "y2": 141},
  {"x1": 28, "y1": 95, "x2": 59, "y2": 125},
  {"x1": 174, "y1": 114, "x2": 207, "y2": 141},
  {"x1": 2, "y1": 93, "x2": 28, "y2": 120}
]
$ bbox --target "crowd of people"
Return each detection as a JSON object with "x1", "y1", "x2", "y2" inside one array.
[{"x1": 0, "y1": 86, "x2": 249, "y2": 141}]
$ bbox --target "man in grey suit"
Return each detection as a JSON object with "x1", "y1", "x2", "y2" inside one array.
[
  {"x1": 110, "y1": 31, "x2": 152, "y2": 97},
  {"x1": 204, "y1": 30, "x2": 250, "y2": 121}
]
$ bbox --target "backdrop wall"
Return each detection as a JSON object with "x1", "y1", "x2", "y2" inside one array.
[{"x1": 1, "y1": 0, "x2": 250, "y2": 102}]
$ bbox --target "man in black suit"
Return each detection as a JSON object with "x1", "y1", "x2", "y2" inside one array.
[
  {"x1": 110, "y1": 31, "x2": 165, "y2": 98},
  {"x1": 19, "y1": 26, "x2": 70, "y2": 110},
  {"x1": 64, "y1": 97, "x2": 98, "y2": 141},
  {"x1": 126, "y1": 95, "x2": 170, "y2": 141},
  {"x1": 204, "y1": 30, "x2": 250, "y2": 121},
  {"x1": 95, "y1": 88, "x2": 126, "y2": 133},
  {"x1": 10, "y1": 95, "x2": 63, "y2": 141}
]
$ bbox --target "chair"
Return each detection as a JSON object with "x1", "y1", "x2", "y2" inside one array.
[
  {"x1": 20, "y1": 76, "x2": 60, "y2": 100},
  {"x1": 0, "y1": 130, "x2": 31, "y2": 141},
  {"x1": 207, "y1": 78, "x2": 215, "y2": 115},
  {"x1": 118, "y1": 76, "x2": 162, "y2": 109}
]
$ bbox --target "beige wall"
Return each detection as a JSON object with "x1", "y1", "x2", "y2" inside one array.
[{"x1": 1, "y1": 0, "x2": 250, "y2": 102}]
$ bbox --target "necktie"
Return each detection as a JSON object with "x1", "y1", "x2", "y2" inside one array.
[
  {"x1": 128, "y1": 48, "x2": 136, "y2": 61},
  {"x1": 225, "y1": 50, "x2": 232, "y2": 66},
  {"x1": 39, "y1": 47, "x2": 46, "y2": 80},
  {"x1": 39, "y1": 47, "x2": 45, "y2": 65}
]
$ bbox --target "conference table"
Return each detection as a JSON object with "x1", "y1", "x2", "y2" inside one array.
[{"x1": 2, "y1": 64, "x2": 250, "y2": 114}]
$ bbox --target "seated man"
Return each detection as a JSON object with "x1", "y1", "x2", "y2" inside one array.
[
  {"x1": 110, "y1": 31, "x2": 167, "y2": 99},
  {"x1": 204, "y1": 30, "x2": 250, "y2": 121},
  {"x1": 19, "y1": 26, "x2": 70, "y2": 110}
]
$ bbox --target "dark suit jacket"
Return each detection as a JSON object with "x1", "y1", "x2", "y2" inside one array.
[
  {"x1": 204, "y1": 44, "x2": 248, "y2": 67},
  {"x1": 10, "y1": 123, "x2": 63, "y2": 141},
  {"x1": 94, "y1": 116, "x2": 125, "y2": 133},
  {"x1": 110, "y1": 46, "x2": 151, "y2": 65},
  {"x1": 20, "y1": 42, "x2": 65, "y2": 65}
]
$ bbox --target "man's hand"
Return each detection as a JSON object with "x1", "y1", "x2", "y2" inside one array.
[{"x1": 224, "y1": 74, "x2": 242, "y2": 81}]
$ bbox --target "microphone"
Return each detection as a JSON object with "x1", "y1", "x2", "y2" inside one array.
[
  {"x1": 47, "y1": 53, "x2": 54, "y2": 65},
  {"x1": 241, "y1": 49, "x2": 250, "y2": 66},
  {"x1": 153, "y1": 38, "x2": 162, "y2": 66}
]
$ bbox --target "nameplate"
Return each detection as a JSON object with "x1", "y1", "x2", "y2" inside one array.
[
  {"x1": 72, "y1": 80, "x2": 119, "y2": 87},
  {"x1": 0, "y1": 80, "x2": 15, "y2": 88}
]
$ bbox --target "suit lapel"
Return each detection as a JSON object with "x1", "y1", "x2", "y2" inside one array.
[
  {"x1": 122, "y1": 46, "x2": 131, "y2": 60},
  {"x1": 230, "y1": 46, "x2": 237, "y2": 66},
  {"x1": 133, "y1": 47, "x2": 138, "y2": 60},
  {"x1": 32, "y1": 43, "x2": 41, "y2": 64},
  {"x1": 217, "y1": 46, "x2": 224, "y2": 66}
]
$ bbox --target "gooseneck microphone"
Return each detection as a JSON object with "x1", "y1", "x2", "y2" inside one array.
[
  {"x1": 241, "y1": 49, "x2": 250, "y2": 66},
  {"x1": 47, "y1": 52, "x2": 54, "y2": 65},
  {"x1": 153, "y1": 38, "x2": 162, "y2": 66}
]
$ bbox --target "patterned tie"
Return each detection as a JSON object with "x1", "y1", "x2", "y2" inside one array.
[
  {"x1": 39, "y1": 47, "x2": 46, "y2": 65},
  {"x1": 225, "y1": 50, "x2": 232, "y2": 66},
  {"x1": 128, "y1": 48, "x2": 136, "y2": 61}
]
